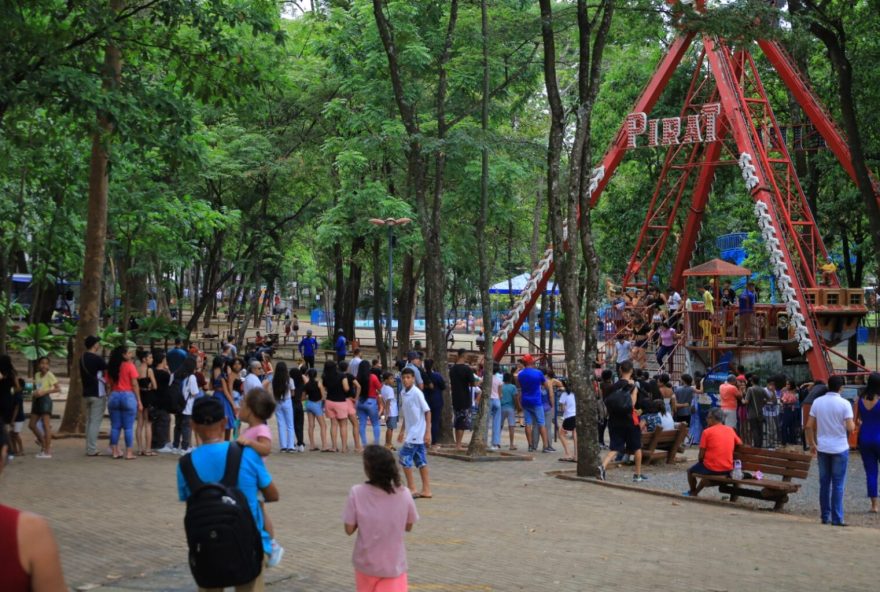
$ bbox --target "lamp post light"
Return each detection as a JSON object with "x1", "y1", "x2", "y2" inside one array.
[{"x1": 369, "y1": 217, "x2": 412, "y2": 359}]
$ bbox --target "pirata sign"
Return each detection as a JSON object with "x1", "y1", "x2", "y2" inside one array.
[{"x1": 625, "y1": 103, "x2": 721, "y2": 148}]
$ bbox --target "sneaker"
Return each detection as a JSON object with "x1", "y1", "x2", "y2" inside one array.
[
  {"x1": 542, "y1": 446, "x2": 556, "y2": 453},
  {"x1": 178, "y1": 448, "x2": 192, "y2": 456},
  {"x1": 157, "y1": 444, "x2": 175, "y2": 454},
  {"x1": 528, "y1": 446, "x2": 536, "y2": 452},
  {"x1": 597, "y1": 466, "x2": 606, "y2": 481},
  {"x1": 36, "y1": 452, "x2": 52, "y2": 459},
  {"x1": 298, "y1": 445, "x2": 305, "y2": 452},
  {"x1": 267, "y1": 541, "x2": 285, "y2": 568},
  {"x1": 488, "y1": 445, "x2": 500, "y2": 451},
  {"x1": 632, "y1": 474, "x2": 649, "y2": 483}
]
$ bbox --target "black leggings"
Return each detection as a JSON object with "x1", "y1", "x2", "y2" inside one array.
[{"x1": 294, "y1": 404, "x2": 305, "y2": 447}]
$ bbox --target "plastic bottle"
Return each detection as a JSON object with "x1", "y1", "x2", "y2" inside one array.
[{"x1": 732, "y1": 459, "x2": 743, "y2": 480}]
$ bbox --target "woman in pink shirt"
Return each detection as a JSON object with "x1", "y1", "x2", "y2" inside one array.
[{"x1": 343, "y1": 445, "x2": 419, "y2": 592}]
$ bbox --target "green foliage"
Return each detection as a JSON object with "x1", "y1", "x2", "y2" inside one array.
[{"x1": 9, "y1": 323, "x2": 68, "y2": 361}]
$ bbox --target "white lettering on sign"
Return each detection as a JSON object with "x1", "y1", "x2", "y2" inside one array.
[{"x1": 625, "y1": 102, "x2": 721, "y2": 148}]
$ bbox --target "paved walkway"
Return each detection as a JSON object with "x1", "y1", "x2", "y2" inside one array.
[{"x1": 1, "y1": 422, "x2": 875, "y2": 592}]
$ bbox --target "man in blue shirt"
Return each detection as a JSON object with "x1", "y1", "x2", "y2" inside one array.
[
  {"x1": 298, "y1": 329, "x2": 318, "y2": 369},
  {"x1": 177, "y1": 397, "x2": 279, "y2": 588},
  {"x1": 334, "y1": 329, "x2": 347, "y2": 361},
  {"x1": 166, "y1": 338, "x2": 188, "y2": 374},
  {"x1": 516, "y1": 354, "x2": 555, "y2": 453}
]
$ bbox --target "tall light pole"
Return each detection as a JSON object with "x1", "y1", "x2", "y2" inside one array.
[{"x1": 369, "y1": 217, "x2": 412, "y2": 360}]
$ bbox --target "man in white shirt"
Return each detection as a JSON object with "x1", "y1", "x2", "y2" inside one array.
[
  {"x1": 397, "y1": 368, "x2": 432, "y2": 499},
  {"x1": 489, "y1": 366, "x2": 503, "y2": 451},
  {"x1": 243, "y1": 360, "x2": 265, "y2": 396},
  {"x1": 806, "y1": 375, "x2": 854, "y2": 526},
  {"x1": 348, "y1": 349, "x2": 363, "y2": 378}
]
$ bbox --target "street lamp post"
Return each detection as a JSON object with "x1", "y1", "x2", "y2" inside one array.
[{"x1": 369, "y1": 217, "x2": 412, "y2": 360}]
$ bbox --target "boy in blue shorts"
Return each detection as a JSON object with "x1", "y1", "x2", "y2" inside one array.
[{"x1": 397, "y1": 368, "x2": 432, "y2": 499}]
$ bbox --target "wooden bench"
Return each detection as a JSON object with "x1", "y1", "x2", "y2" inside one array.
[
  {"x1": 320, "y1": 349, "x2": 337, "y2": 362},
  {"x1": 641, "y1": 424, "x2": 688, "y2": 464},
  {"x1": 691, "y1": 445, "x2": 811, "y2": 511}
]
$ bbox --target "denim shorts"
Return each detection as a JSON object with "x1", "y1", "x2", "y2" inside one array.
[
  {"x1": 500, "y1": 406, "x2": 516, "y2": 426},
  {"x1": 399, "y1": 442, "x2": 427, "y2": 469},
  {"x1": 523, "y1": 404, "x2": 545, "y2": 427},
  {"x1": 385, "y1": 415, "x2": 398, "y2": 429},
  {"x1": 305, "y1": 400, "x2": 324, "y2": 416}
]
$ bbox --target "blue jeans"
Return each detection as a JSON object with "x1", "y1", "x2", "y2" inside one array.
[
  {"x1": 858, "y1": 440, "x2": 880, "y2": 499},
  {"x1": 488, "y1": 399, "x2": 502, "y2": 446},
  {"x1": 108, "y1": 391, "x2": 137, "y2": 448},
  {"x1": 276, "y1": 398, "x2": 294, "y2": 450},
  {"x1": 817, "y1": 450, "x2": 848, "y2": 524},
  {"x1": 357, "y1": 398, "x2": 381, "y2": 444}
]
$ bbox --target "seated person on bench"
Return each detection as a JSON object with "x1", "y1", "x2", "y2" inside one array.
[{"x1": 685, "y1": 407, "x2": 741, "y2": 496}]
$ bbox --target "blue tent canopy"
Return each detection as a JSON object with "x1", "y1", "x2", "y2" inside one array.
[{"x1": 489, "y1": 273, "x2": 559, "y2": 296}]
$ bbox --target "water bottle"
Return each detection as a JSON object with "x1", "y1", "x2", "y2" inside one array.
[{"x1": 732, "y1": 459, "x2": 743, "y2": 480}]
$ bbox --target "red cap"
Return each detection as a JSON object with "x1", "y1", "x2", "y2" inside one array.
[{"x1": 521, "y1": 354, "x2": 535, "y2": 364}]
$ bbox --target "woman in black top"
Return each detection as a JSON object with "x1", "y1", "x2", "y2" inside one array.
[
  {"x1": 303, "y1": 367, "x2": 329, "y2": 451},
  {"x1": 135, "y1": 349, "x2": 157, "y2": 456},
  {"x1": 289, "y1": 365, "x2": 306, "y2": 450},
  {"x1": 322, "y1": 361, "x2": 351, "y2": 452},
  {"x1": 150, "y1": 351, "x2": 172, "y2": 451},
  {"x1": 339, "y1": 361, "x2": 362, "y2": 452}
]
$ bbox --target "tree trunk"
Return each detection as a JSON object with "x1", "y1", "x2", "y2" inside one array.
[
  {"x1": 468, "y1": 0, "x2": 492, "y2": 456},
  {"x1": 528, "y1": 185, "x2": 543, "y2": 353},
  {"x1": 538, "y1": 0, "x2": 612, "y2": 477},
  {"x1": 60, "y1": 1, "x2": 123, "y2": 433},
  {"x1": 343, "y1": 236, "x2": 365, "y2": 339},
  {"x1": 395, "y1": 253, "x2": 416, "y2": 359}
]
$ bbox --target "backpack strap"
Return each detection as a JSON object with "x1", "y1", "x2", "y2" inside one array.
[
  {"x1": 180, "y1": 454, "x2": 204, "y2": 491},
  {"x1": 221, "y1": 442, "x2": 244, "y2": 488}
]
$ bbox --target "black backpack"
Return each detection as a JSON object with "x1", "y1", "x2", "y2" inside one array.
[
  {"x1": 605, "y1": 383, "x2": 635, "y2": 418},
  {"x1": 167, "y1": 377, "x2": 187, "y2": 414},
  {"x1": 180, "y1": 443, "x2": 264, "y2": 588}
]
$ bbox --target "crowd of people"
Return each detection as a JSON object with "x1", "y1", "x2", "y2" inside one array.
[{"x1": 4, "y1": 319, "x2": 880, "y2": 590}]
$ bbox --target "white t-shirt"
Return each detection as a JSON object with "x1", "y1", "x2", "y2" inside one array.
[
  {"x1": 559, "y1": 391, "x2": 576, "y2": 419},
  {"x1": 491, "y1": 373, "x2": 503, "y2": 400},
  {"x1": 668, "y1": 291, "x2": 682, "y2": 311},
  {"x1": 381, "y1": 384, "x2": 398, "y2": 417},
  {"x1": 470, "y1": 386, "x2": 481, "y2": 407},
  {"x1": 182, "y1": 375, "x2": 199, "y2": 416},
  {"x1": 348, "y1": 357, "x2": 363, "y2": 378},
  {"x1": 615, "y1": 340, "x2": 632, "y2": 362},
  {"x1": 660, "y1": 412, "x2": 675, "y2": 431},
  {"x1": 401, "y1": 386, "x2": 430, "y2": 444},
  {"x1": 243, "y1": 372, "x2": 263, "y2": 396},
  {"x1": 809, "y1": 392, "x2": 853, "y2": 454}
]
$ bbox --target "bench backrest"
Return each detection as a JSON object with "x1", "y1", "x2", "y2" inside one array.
[{"x1": 733, "y1": 446, "x2": 811, "y2": 481}]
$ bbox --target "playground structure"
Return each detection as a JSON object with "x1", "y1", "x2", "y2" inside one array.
[{"x1": 492, "y1": 2, "x2": 879, "y2": 382}]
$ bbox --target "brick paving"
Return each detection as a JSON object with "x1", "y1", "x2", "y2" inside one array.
[{"x1": 1, "y1": 410, "x2": 875, "y2": 592}]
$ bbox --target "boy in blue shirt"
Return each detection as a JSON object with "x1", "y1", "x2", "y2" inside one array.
[
  {"x1": 298, "y1": 329, "x2": 318, "y2": 369},
  {"x1": 177, "y1": 397, "x2": 279, "y2": 591}
]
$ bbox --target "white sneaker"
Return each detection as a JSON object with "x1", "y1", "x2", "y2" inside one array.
[
  {"x1": 298, "y1": 444, "x2": 305, "y2": 452},
  {"x1": 178, "y1": 448, "x2": 192, "y2": 456},
  {"x1": 488, "y1": 445, "x2": 500, "y2": 451},
  {"x1": 267, "y1": 540, "x2": 284, "y2": 568},
  {"x1": 36, "y1": 452, "x2": 52, "y2": 459},
  {"x1": 157, "y1": 445, "x2": 175, "y2": 454}
]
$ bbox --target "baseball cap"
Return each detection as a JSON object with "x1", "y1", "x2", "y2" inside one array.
[
  {"x1": 521, "y1": 353, "x2": 535, "y2": 364},
  {"x1": 307, "y1": 329, "x2": 312, "y2": 335},
  {"x1": 407, "y1": 351, "x2": 419, "y2": 361},
  {"x1": 191, "y1": 397, "x2": 225, "y2": 425}
]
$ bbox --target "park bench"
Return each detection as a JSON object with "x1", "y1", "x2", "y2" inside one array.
[
  {"x1": 320, "y1": 349, "x2": 337, "y2": 362},
  {"x1": 642, "y1": 424, "x2": 688, "y2": 464},
  {"x1": 691, "y1": 445, "x2": 811, "y2": 511}
]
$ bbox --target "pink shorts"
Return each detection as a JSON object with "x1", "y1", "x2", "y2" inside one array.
[
  {"x1": 326, "y1": 400, "x2": 351, "y2": 420},
  {"x1": 355, "y1": 571, "x2": 408, "y2": 592}
]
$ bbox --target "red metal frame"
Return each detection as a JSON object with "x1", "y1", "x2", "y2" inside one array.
[{"x1": 491, "y1": 24, "x2": 873, "y2": 382}]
